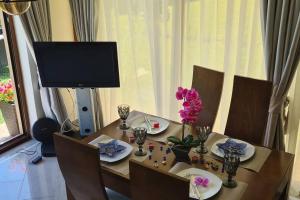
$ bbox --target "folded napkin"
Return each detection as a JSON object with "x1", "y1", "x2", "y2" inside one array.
[
  {"x1": 98, "y1": 140, "x2": 126, "y2": 157},
  {"x1": 216, "y1": 139, "x2": 247, "y2": 155}
]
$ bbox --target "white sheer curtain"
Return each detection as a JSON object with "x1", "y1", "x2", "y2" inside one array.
[
  {"x1": 180, "y1": 0, "x2": 265, "y2": 133},
  {"x1": 286, "y1": 68, "x2": 300, "y2": 197},
  {"x1": 97, "y1": 0, "x2": 265, "y2": 133},
  {"x1": 97, "y1": 0, "x2": 183, "y2": 125}
]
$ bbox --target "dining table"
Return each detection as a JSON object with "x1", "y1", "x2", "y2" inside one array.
[{"x1": 81, "y1": 110, "x2": 294, "y2": 200}]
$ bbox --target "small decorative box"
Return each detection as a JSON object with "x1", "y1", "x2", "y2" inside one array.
[{"x1": 148, "y1": 143, "x2": 155, "y2": 150}]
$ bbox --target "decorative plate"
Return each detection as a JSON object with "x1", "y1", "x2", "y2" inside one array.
[
  {"x1": 211, "y1": 138, "x2": 255, "y2": 162},
  {"x1": 177, "y1": 168, "x2": 222, "y2": 199},
  {"x1": 130, "y1": 116, "x2": 169, "y2": 135},
  {"x1": 89, "y1": 136, "x2": 133, "y2": 163}
]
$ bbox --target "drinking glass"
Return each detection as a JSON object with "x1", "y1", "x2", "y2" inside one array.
[
  {"x1": 133, "y1": 127, "x2": 147, "y2": 156},
  {"x1": 196, "y1": 126, "x2": 211, "y2": 154},
  {"x1": 118, "y1": 104, "x2": 130, "y2": 130},
  {"x1": 223, "y1": 152, "x2": 240, "y2": 188}
]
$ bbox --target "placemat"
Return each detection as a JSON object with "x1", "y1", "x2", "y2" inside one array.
[
  {"x1": 201, "y1": 133, "x2": 271, "y2": 173},
  {"x1": 89, "y1": 134, "x2": 147, "y2": 176},
  {"x1": 240, "y1": 146, "x2": 271, "y2": 173},
  {"x1": 127, "y1": 113, "x2": 182, "y2": 144},
  {"x1": 169, "y1": 162, "x2": 248, "y2": 200}
]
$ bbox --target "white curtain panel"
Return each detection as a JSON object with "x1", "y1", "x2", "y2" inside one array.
[
  {"x1": 97, "y1": 0, "x2": 265, "y2": 133},
  {"x1": 286, "y1": 68, "x2": 300, "y2": 197}
]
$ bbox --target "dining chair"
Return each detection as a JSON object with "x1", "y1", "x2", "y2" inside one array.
[
  {"x1": 53, "y1": 133, "x2": 129, "y2": 200},
  {"x1": 129, "y1": 159, "x2": 190, "y2": 200},
  {"x1": 192, "y1": 65, "x2": 224, "y2": 128},
  {"x1": 225, "y1": 75, "x2": 272, "y2": 146}
]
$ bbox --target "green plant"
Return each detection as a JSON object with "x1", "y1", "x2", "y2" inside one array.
[{"x1": 167, "y1": 135, "x2": 200, "y2": 149}]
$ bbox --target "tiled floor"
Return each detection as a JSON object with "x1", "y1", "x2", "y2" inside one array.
[
  {"x1": 0, "y1": 139, "x2": 129, "y2": 200},
  {"x1": 0, "y1": 140, "x2": 67, "y2": 200}
]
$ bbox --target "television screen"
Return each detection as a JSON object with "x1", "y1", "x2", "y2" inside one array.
[{"x1": 33, "y1": 42, "x2": 120, "y2": 88}]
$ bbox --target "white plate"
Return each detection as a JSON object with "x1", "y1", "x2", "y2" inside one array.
[
  {"x1": 210, "y1": 138, "x2": 255, "y2": 162},
  {"x1": 130, "y1": 116, "x2": 169, "y2": 135},
  {"x1": 177, "y1": 168, "x2": 222, "y2": 199},
  {"x1": 88, "y1": 135, "x2": 133, "y2": 163}
]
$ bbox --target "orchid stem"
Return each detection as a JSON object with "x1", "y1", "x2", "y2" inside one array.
[{"x1": 182, "y1": 123, "x2": 185, "y2": 141}]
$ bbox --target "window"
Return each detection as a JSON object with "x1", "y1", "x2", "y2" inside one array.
[{"x1": 0, "y1": 13, "x2": 30, "y2": 152}]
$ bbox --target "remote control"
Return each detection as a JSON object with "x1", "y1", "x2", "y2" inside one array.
[{"x1": 31, "y1": 156, "x2": 42, "y2": 164}]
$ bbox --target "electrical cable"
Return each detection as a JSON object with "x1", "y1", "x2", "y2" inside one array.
[
  {"x1": 60, "y1": 118, "x2": 73, "y2": 133},
  {"x1": 66, "y1": 88, "x2": 76, "y2": 120},
  {"x1": 60, "y1": 88, "x2": 81, "y2": 134},
  {"x1": 16, "y1": 143, "x2": 41, "y2": 161}
]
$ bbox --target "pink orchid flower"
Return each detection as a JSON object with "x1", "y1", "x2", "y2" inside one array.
[
  {"x1": 194, "y1": 176, "x2": 209, "y2": 187},
  {"x1": 176, "y1": 87, "x2": 203, "y2": 124}
]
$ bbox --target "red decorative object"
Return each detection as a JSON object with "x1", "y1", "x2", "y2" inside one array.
[
  {"x1": 191, "y1": 156, "x2": 199, "y2": 163},
  {"x1": 153, "y1": 122, "x2": 160, "y2": 129},
  {"x1": 129, "y1": 136, "x2": 135, "y2": 143},
  {"x1": 148, "y1": 143, "x2": 155, "y2": 151}
]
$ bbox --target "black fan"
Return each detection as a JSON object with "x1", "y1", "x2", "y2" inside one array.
[{"x1": 32, "y1": 118, "x2": 60, "y2": 157}]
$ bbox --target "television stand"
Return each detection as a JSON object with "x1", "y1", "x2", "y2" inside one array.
[{"x1": 75, "y1": 88, "x2": 96, "y2": 136}]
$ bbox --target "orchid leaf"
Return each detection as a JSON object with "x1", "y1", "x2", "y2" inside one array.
[{"x1": 167, "y1": 136, "x2": 183, "y2": 145}]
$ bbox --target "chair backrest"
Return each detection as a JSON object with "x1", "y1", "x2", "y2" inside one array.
[
  {"x1": 53, "y1": 133, "x2": 108, "y2": 200},
  {"x1": 225, "y1": 76, "x2": 272, "y2": 146},
  {"x1": 129, "y1": 160, "x2": 190, "y2": 200},
  {"x1": 192, "y1": 65, "x2": 224, "y2": 128}
]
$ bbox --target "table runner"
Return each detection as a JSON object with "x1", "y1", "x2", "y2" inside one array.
[
  {"x1": 89, "y1": 135, "x2": 147, "y2": 176},
  {"x1": 127, "y1": 113, "x2": 182, "y2": 144},
  {"x1": 169, "y1": 162, "x2": 248, "y2": 200},
  {"x1": 203, "y1": 133, "x2": 272, "y2": 173}
]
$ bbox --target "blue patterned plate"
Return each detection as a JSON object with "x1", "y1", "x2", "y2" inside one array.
[
  {"x1": 216, "y1": 138, "x2": 247, "y2": 155},
  {"x1": 210, "y1": 138, "x2": 255, "y2": 162},
  {"x1": 98, "y1": 140, "x2": 126, "y2": 157},
  {"x1": 88, "y1": 135, "x2": 133, "y2": 163}
]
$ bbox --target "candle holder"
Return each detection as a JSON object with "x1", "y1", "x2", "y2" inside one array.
[
  {"x1": 223, "y1": 152, "x2": 240, "y2": 188},
  {"x1": 196, "y1": 126, "x2": 211, "y2": 154},
  {"x1": 133, "y1": 127, "x2": 147, "y2": 156},
  {"x1": 118, "y1": 104, "x2": 130, "y2": 130}
]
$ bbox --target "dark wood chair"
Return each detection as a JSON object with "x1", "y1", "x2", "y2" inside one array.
[
  {"x1": 129, "y1": 159, "x2": 190, "y2": 200},
  {"x1": 53, "y1": 133, "x2": 128, "y2": 200},
  {"x1": 192, "y1": 65, "x2": 224, "y2": 128},
  {"x1": 225, "y1": 76, "x2": 272, "y2": 146}
]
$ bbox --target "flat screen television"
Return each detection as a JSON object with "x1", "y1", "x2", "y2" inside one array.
[{"x1": 33, "y1": 42, "x2": 120, "y2": 88}]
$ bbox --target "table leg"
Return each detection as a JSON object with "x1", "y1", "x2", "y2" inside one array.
[{"x1": 280, "y1": 162, "x2": 293, "y2": 200}]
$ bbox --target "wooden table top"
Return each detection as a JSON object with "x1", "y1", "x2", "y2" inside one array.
[{"x1": 82, "y1": 111, "x2": 294, "y2": 200}]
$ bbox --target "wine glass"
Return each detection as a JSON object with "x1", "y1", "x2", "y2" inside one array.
[
  {"x1": 223, "y1": 152, "x2": 240, "y2": 188},
  {"x1": 133, "y1": 127, "x2": 147, "y2": 156},
  {"x1": 196, "y1": 126, "x2": 211, "y2": 154},
  {"x1": 118, "y1": 104, "x2": 130, "y2": 130}
]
